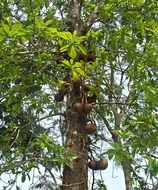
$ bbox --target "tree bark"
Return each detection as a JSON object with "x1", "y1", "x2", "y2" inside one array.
[
  {"x1": 61, "y1": 1, "x2": 102, "y2": 189},
  {"x1": 62, "y1": 109, "x2": 88, "y2": 190},
  {"x1": 122, "y1": 161, "x2": 133, "y2": 190},
  {"x1": 61, "y1": 1, "x2": 89, "y2": 189},
  {"x1": 61, "y1": 84, "x2": 89, "y2": 189}
]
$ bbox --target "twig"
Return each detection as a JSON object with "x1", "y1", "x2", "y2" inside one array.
[
  {"x1": 91, "y1": 170, "x2": 95, "y2": 190},
  {"x1": 38, "y1": 161, "x2": 57, "y2": 185},
  {"x1": 85, "y1": 2, "x2": 103, "y2": 29},
  {"x1": 20, "y1": 113, "x2": 65, "y2": 129},
  {"x1": 94, "y1": 101, "x2": 131, "y2": 105}
]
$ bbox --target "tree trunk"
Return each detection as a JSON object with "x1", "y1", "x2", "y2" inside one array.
[
  {"x1": 61, "y1": 1, "x2": 98, "y2": 189},
  {"x1": 122, "y1": 161, "x2": 133, "y2": 190},
  {"x1": 61, "y1": 84, "x2": 89, "y2": 190},
  {"x1": 62, "y1": 109, "x2": 88, "y2": 190}
]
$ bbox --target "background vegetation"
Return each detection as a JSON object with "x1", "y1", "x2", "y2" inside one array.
[{"x1": 0, "y1": 0, "x2": 158, "y2": 189}]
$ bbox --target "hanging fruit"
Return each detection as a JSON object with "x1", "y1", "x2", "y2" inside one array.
[
  {"x1": 87, "y1": 94, "x2": 97, "y2": 103},
  {"x1": 88, "y1": 159, "x2": 108, "y2": 170},
  {"x1": 97, "y1": 159, "x2": 108, "y2": 170},
  {"x1": 88, "y1": 160, "x2": 99, "y2": 170},
  {"x1": 54, "y1": 93, "x2": 64, "y2": 102},
  {"x1": 74, "y1": 102, "x2": 83, "y2": 113},
  {"x1": 85, "y1": 122, "x2": 97, "y2": 134},
  {"x1": 78, "y1": 53, "x2": 96, "y2": 63},
  {"x1": 58, "y1": 87, "x2": 68, "y2": 96},
  {"x1": 83, "y1": 103, "x2": 93, "y2": 113}
]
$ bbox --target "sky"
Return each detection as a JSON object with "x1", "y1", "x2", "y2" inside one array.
[{"x1": 102, "y1": 161, "x2": 125, "y2": 190}]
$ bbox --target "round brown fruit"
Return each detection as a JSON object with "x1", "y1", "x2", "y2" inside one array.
[
  {"x1": 85, "y1": 123, "x2": 97, "y2": 134},
  {"x1": 58, "y1": 87, "x2": 68, "y2": 96},
  {"x1": 87, "y1": 94, "x2": 97, "y2": 103},
  {"x1": 88, "y1": 160, "x2": 98, "y2": 170},
  {"x1": 78, "y1": 53, "x2": 96, "y2": 63},
  {"x1": 74, "y1": 102, "x2": 83, "y2": 113},
  {"x1": 54, "y1": 93, "x2": 64, "y2": 102},
  {"x1": 83, "y1": 103, "x2": 93, "y2": 113},
  {"x1": 97, "y1": 159, "x2": 108, "y2": 170}
]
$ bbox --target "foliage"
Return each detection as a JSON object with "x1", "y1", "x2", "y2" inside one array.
[{"x1": 0, "y1": 0, "x2": 158, "y2": 189}]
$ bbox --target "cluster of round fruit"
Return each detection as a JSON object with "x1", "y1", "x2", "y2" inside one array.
[
  {"x1": 54, "y1": 78, "x2": 97, "y2": 135},
  {"x1": 54, "y1": 78, "x2": 82, "y2": 102},
  {"x1": 73, "y1": 84, "x2": 97, "y2": 135},
  {"x1": 74, "y1": 102, "x2": 93, "y2": 113},
  {"x1": 88, "y1": 158, "x2": 108, "y2": 170}
]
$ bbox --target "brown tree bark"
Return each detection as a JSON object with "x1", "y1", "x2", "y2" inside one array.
[
  {"x1": 61, "y1": 77, "x2": 89, "y2": 190},
  {"x1": 62, "y1": 1, "x2": 89, "y2": 189},
  {"x1": 61, "y1": 108, "x2": 88, "y2": 190},
  {"x1": 122, "y1": 161, "x2": 133, "y2": 190}
]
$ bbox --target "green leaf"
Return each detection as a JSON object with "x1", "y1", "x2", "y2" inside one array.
[
  {"x1": 75, "y1": 67, "x2": 88, "y2": 77},
  {"x1": 2, "y1": 23, "x2": 10, "y2": 35},
  {"x1": 10, "y1": 23, "x2": 23, "y2": 36},
  {"x1": 103, "y1": 149, "x2": 115, "y2": 160},
  {"x1": 115, "y1": 153, "x2": 123, "y2": 164},
  {"x1": 35, "y1": 17, "x2": 43, "y2": 29},
  {"x1": 77, "y1": 44, "x2": 87, "y2": 55},
  {"x1": 60, "y1": 44, "x2": 70, "y2": 52},
  {"x1": 45, "y1": 20, "x2": 53, "y2": 26},
  {"x1": 69, "y1": 45, "x2": 77, "y2": 59},
  {"x1": 58, "y1": 39, "x2": 63, "y2": 46},
  {"x1": 61, "y1": 60, "x2": 71, "y2": 67},
  {"x1": 47, "y1": 27, "x2": 58, "y2": 34},
  {"x1": 27, "y1": 173, "x2": 31, "y2": 181},
  {"x1": 72, "y1": 70, "x2": 78, "y2": 78},
  {"x1": 65, "y1": 32, "x2": 73, "y2": 40},
  {"x1": 16, "y1": 186, "x2": 20, "y2": 190},
  {"x1": 58, "y1": 31, "x2": 72, "y2": 40},
  {"x1": 73, "y1": 30, "x2": 77, "y2": 37}
]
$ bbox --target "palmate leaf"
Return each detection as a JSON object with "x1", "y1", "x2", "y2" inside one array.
[
  {"x1": 103, "y1": 149, "x2": 115, "y2": 160},
  {"x1": 65, "y1": 31, "x2": 73, "y2": 40},
  {"x1": 72, "y1": 30, "x2": 77, "y2": 37}
]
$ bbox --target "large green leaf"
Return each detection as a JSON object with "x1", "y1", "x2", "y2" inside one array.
[{"x1": 69, "y1": 45, "x2": 77, "y2": 59}]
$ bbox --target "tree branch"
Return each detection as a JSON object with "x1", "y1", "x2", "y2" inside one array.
[
  {"x1": 80, "y1": 2, "x2": 103, "y2": 34},
  {"x1": 85, "y1": 2, "x2": 102, "y2": 29},
  {"x1": 38, "y1": 161, "x2": 58, "y2": 185},
  {"x1": 95, "y1": 109, "x2": 119, "y2": 142},
  {"x1": 19, "y1": 113, "x2": 65, "y2": 129}
]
